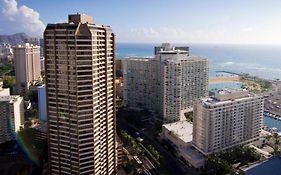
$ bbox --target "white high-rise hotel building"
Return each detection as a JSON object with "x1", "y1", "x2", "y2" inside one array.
[
  {"x1": 123, "y1": 43, "x2": 208, "y2": 123},
  {"x1": 193, "y1": 89, "x2": 263, "y2": 155}
]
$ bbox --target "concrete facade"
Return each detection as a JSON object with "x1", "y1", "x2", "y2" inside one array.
[
  {"x1": 123, "y1": 57, "x2": 160, "y2": 111},
  {"x1": 0, "y1": 87, "x2": 24, "y2": 144},
  {"x1": 123, "y1": 43, "x2": 208, "y2": 123},
  {"x1": 193, "y1": 89, "x2": 264, "y2": 155},
  {"x1": 13, "y1": 43, "x2": 41, "y2": 95},
  {"x1": 44, "y1": 14, "x2": 116, "y2": 175}
]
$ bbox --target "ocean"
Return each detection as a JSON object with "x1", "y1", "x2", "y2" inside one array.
[{"x1": 116, "y1": 43, "x2": 281, "y2": 80}]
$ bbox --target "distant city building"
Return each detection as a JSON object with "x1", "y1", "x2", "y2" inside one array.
[
  {"x1": 154, "y1": 42, "x2": 189, "y2": 55},
  {"x1": 24, "y1": 38, "x2": 40, "y2": 46},
  {"x1": 0, "y1": 85, "x2": 24, "y2": 144},
  {"x1": 13, "y1": 43, "x2": 41, "y2": 94},
  {"x1": 0, "y1": 43, "x2": 13, "y2": 63},
  {"x1": 39, "y1": 38, "x2": 45, "y2": 74},
  {"x1": 38, "y1": 85, "x2": 47, "y2": 121},
  {"x1": 40, "y1": 38, "x2": 45, "y2": 72},
  {"x1": 44, "y1": 14, "x2": 116, "y2": 174},
  {"x1": 115, "y1": 59, "x2": 123, "y2": 77},
  {"x1": 40, "y1": 57, "x2": 45, "y2": 72},
  {"x1": 39, "y1": 38, "x2": 44, "y2": 57},
  {"x1": 193, "y1": 89, "x2": 263, "y2": 155},
  {"x1": 123, "y1": 43, "x2": 208, "y2": 123}
]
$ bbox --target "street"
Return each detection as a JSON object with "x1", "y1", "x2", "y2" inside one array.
[{"x1": 117, "y1": 116, "x2": 190, "y2": 175}]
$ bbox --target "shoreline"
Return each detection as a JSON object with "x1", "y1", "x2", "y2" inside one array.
[{"x1": 209, "y1": 76, "x2": 240, "y2": 83}]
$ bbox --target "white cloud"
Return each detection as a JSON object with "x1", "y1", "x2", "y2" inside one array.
[
  {"x1": 242, "y1": 27, "x2": 254, "y2": 32},
  {"x1": 221, "y1": 15, "x2": 231, "y2": 23},
  {"x1": 117, "y1": 27, "x2": 190, "y2": 43},
  {"x1": 116, "y1": 24, "x2": 281, "y2": 45},
  {"x1": 0, "y1": 0, "x2": 45, "y2": 37}
]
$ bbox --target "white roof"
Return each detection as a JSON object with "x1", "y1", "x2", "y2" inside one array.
[
  {"x1": 0, "y1": 95, "x2": 21, "y2": 103},
  {"x1": 163, "y1": 120, "x2": 193, "y2": 143}
]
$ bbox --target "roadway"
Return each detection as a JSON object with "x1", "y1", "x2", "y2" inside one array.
[{"x1": 117, "y1": 117, "x2": 189, "y2": 175}]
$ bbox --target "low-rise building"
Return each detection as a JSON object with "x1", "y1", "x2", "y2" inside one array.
[
  {"x1": 162, "y1": 120, "x2": 206, "y2": 168},
  {"x1": 162, "y1": 120, "x2": 193, "y2": 148}
]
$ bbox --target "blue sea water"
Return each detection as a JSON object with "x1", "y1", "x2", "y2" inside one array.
[
  {"x1": 209, "y1": 82, "x2": 242, "y2": 91},
  {"x1": 245, "y1": 156, "x2": 281, "y2": 175},
  {"x1": 116, "y1": 43, "x2": 281, "y2": 80}
]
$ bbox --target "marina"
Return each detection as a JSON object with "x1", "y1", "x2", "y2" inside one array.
[{"x1": 263, "y1": 112, "x2": 281, "y2": 133}]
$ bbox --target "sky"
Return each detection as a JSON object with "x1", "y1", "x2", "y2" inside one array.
[{"x1": 1, "y1": 0, "x2": 281, "y2": 44}]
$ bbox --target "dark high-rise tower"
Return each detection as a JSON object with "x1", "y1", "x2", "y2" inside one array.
[{"x1": 44, "y1": 14, "x2": 116, "y2": 175}]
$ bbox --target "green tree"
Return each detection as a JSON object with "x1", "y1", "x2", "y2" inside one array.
[
  {"x1": 147, "y1": 145, "x2": 160, "y2": 160},
  {"x1": 0, "y1": 63, "x2": 14, "y2": 76},
  {"x1": 203, "y1": 155, "x2": 235, "y2": 175},
  {"x1": 184, "y1": 111, "x2": 193, "y2": 122},
  {"x1": 2, "y1": 75, "x2": 15, "y2": 88}
]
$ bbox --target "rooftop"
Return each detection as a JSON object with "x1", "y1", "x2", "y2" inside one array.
[
  {"x1": 0, "y1": 87, "x2": 10, "y2": 96},
  {"x1": 68, "y1": 13, "x2": 93, "y2": 24},
  {"x1": 14, "y1": 43, "x2": 39, "y2": 48},
  {"x1": 163, "y1": 120, "x2": 193, "y2": 143},
  {"x1": 126, "y1": 57, "x2": 151, "y2": 61},
  {"x1": 158, "y1": 49, "x2": 188, "y2": 54},
  {"x1": 0, "y1": 95, "x2": 21, "y2": 103},
  {"x1": 201, "y1": 89, "x2": 260, "y2": 106}
]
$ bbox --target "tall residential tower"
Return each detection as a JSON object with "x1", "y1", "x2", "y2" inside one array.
[
  {"x1": 123, "y1": 43, "x2": 208, "y2": 123},
  {"x1": 156, "y1": 44, "x2": 208, "y2": 123},
  {"x1": 14, "y1": 43, "x2": 41, "y2": 94},
  {"x1": 44, "y1": 14, "x2": 116, "y2": 175}
]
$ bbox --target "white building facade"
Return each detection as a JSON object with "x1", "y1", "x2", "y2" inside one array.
[
  {"x1": 13, "y1": 43, "x2": 41, "y2": 94},
  {"x1": 123, "y1": 43, "x2": 208, "y2": 123},
  {"x1": 193, "y1": 89, "x2": 264, "y2": 155},
  {"x1": 0, "y1": 86, "x2": 24, "y2": 144}
]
